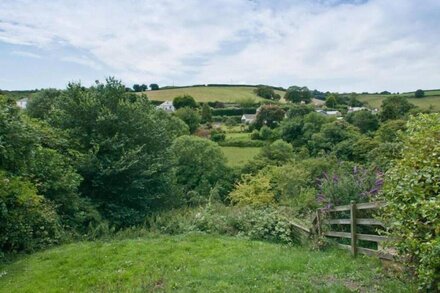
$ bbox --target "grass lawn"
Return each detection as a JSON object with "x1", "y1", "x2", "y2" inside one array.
[
  {"x1": 0, "y1": 234, "x2": 414, "y2": 292},
  {"x1": 141, "y1": 86, "x2": 285, "y2": 103},
  {"x1": 221, "y1": 146, "x2": 261, "y2": 167},
  {"x1": 358, "y1": 93, "x2": 440, "y2": 111}
]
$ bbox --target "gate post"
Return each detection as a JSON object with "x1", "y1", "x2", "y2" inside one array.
[{"x1": 350, "y1": 201, "x2": 357, "y2": 257}]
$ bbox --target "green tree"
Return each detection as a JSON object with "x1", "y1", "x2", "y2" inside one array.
[
  {"x1": 175, "y1": 107, "x2": 201, "y2": 133},
  {"x1": 173, "y1": 95, "x2": 197, "y2": 109},
  {"x1": 255, "y1": 105, "x2": 285, "y2": 129},
  {"x1": 254, "y1": 86, "x2": 277, "y2": 100},
  {"x1": 26, "y1": 89, "x2": 61, "y2": 120},
  {"x1": 149, "y1": 83, "x2": 159, "y2": 90},
  {"x1": 50, "y1": 79, "x2": 184, "y2": 226},
  {"x1": 346, "y1": 110, "x2": 379, "y2": 133},
  {"x1": 132, "y1": 84, "x2": 141, "y2": 92},
  {"x1": 171, "y1": 136, "x2": 230, "y2": 202},
  {"x1": 201, "y1": 103, "x2": 212, "y2": 123},
  {"x1": 380, "y1": 113, "x2": 440, "y2": 290},
  {"x1": 414, "y1": 89, "x2": 425, "y2": 98},
  {"x1": 380, "y1": 96, "x2": 413, "y2": 121},
  {"x1": 325, "y1": 94, "x2": 337, "y2": 108},
  {"x1": 284, "y1": 86, "x2": 312, "y2": 104}
]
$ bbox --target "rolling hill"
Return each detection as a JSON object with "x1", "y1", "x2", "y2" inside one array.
[{"x1": 358, "y1": 90, "x2": 440, "y2": 111}]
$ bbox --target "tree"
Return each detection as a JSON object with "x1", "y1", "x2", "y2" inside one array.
[
  {"x1": 140, "y1": 84, "x2": 148, "y2": 91},
  {"x1": 201, "y1": 103, "x2": 212, "y2": 123},
  {"x1": 26, "y1": 89, "x2": 61, "y2": 120},
  {"x1": 380, "y1": 96, "x2": 414, "y2": 121},
  {"x1": 284, "y1": 86, "x2": 312, "y2": 104},
  {"x1": 325, "y1": 94, "x2": 337, "y2": 108},
  {"x1": 175, "y1": 107, "x2": 201, "y2": 133},
  {"x1": 254, "y1": 86, "x2": 278, "y2": 100},
  {"x1": 171, "y1": 136, "x2": 229, "y2": 202},
  {"x1": 414, "y1": 89, "x2": 425, "y2": 98},
  {"x1": 345, "y1": 110, "x2": 379, "y2": 133},
  {"x1": 132, "y1": 84, "x2": 141, "y2": 92},
  {"x1": 173, "y1": 95, "x2": 197, "y2": 109},
  {"x1": 49, "y1": 78, "x2": 185, "y2": 227},
  {"x1": 150, "y1": 83, "x2": 159, "y2": 90},
  {"x1": 255, "y1": 105, "x2": 285, "y2": 129},
  {"x1": 380, "y1": 113, "x2": 440, "y2": 290}
]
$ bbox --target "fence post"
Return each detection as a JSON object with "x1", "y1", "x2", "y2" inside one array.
[
  {"x1": 350, "y1": 200, "x2": 357, "y2": 257},
  {"x1": 316, "y1": 209, "x2": 322, "y2": 236}
]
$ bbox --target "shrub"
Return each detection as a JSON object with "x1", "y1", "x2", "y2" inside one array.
[
  {"x1": 175, "y1": 107, "x2": 201, "y2": 133},
  {"x1": 211, "y1": 132, "x2": 226, "y2": 142},
  {"x1": 250, "y1": 129, "x2": 260, "y2": 140},
  {"x1": 380, "y1": 113, "x2": 440, "y2": 290},
  {"x1": 229, "y1": 173, "x2": 275, "y2": 206},
  {"x1": 0, "y1": 172, "x2": 62, "y2": 254},
  {"x1": 173, "y1": 95, "x2": 197, "y2": 109},
  {"x1": 212, "y1": 107, "x2": 257, "y2": 116},
  {"x1": 414, "y1": 89, "x2": 425, "y2": 98},
  {"x1": 218, "y1": 139, "x2": 265, "y2": 147},
  {"x1": 259, "y1": 125, "x2": 272, "y2": 140}
]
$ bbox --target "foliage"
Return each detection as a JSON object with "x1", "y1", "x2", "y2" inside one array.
[
  {"x1": 210, "y1": 132, "x2": 226, "y2": 142},
  {"x1": 380, "y1": 96, "x2": 414, "y2": 121},
  {"x1": 211, "y1": 107, "x2": 256, "y2": 116},
  {"x1": 258, "y1": 140, "x2": 294, "y2": 165},
  {"x1": 284, "y1": 86, "x2": 312, "y2": 104},
  {"x1": 374, "y1": 119, "x2": 407, "y2": 142},
  {"x1": 26, "y1": 89, "x2": 61, "y2": 120},
  {"x1": 414, "y1": 89, "x2": 425, "y2": 98},
  {"x1": 259, "y1": 125, "x2": 273, "y2": 140},
  {"x1": 201, "y1": 103, "x2": 212, "y2": 123},
  {"x1": 380, "y1": 113, "x2": 440, "y2": 290},
  {"x1": 229, "y1": 173, "x2": 275, "y2": 206},
  {"x1": 149, "y1": 83, "x2": 159, "y2": 90},
  {"x1": 171, "y1": 136, "x2": 231, "y2": 202},
  {"x1": 0, "y1": 171, "x2": 62, "y2": 254},
  {"x1": 218, "y1": 139, "x2": 265, "y2": 147},
  {"x1": 317, "y1": 166, "x2": 383, "y2": 207},
  {"x1": 345, "y1": 110, "x2": 379, "y2": 133},
  {"x1": 255, "y1": 104, "x2": 285, "y2": 129},
  {"x1": 49, "y1": 79, "x2": 185, "y2": 227},
  {"x1": 254, "y1": 86, "x2": 280, "y2": 100},
  {"x1": 325, "y1": 94, "x2": 337, "y2": 108},
  {"x1": 175, "y1": 107, "x2": 201, "y2": 133},
  {"x1": 173, "y1": 95, "x2": 197, "y2": 109}
]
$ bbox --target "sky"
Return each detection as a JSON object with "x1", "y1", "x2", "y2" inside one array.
[{"x1": 0, "y1": 0, "x2": 439, "y2": 92}]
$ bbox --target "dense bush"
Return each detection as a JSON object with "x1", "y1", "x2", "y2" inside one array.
[
  {"x1": 229, "y1": 173, "x2": 275, "y2": 206},
  {"x1": 175, "y1": 107, "x2": 201, "y2": 133},
  {"x1": 173, "y1": 95, "x2": 197, "y2": 109},
  {"x1": 380, "y1": 113, "x2": 440, "y2": 290},
  {"x1": 212, "y1": 107, "x2": 257, "y2": 116},
  {"x1": 218, "y1": 139, "x2": 265, "y2": 147}
]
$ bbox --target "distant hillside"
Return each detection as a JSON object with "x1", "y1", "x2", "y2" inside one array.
[
  {"x1": 358, "y1": 89, "x2": 440, "y2": 111},
  {"x1": 141, "y1": 86, "x2": 286, "y2": 103}
]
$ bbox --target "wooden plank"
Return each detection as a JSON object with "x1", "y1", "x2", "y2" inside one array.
[
  {"x1": 356, "y1": 201, "x2": 386, "y2": 210},
  {"x1": 356, "y1": 234, "x2": 388, "y2": 243},
  {"x1": 316, "y1": 209, "x2": 322, "y2": 235},
  {"x1": 324, "y1": 231, "x2": 351, "y2": 239},
  {"x1": 350, "y1": 201, "x2": 357, "y2": 256},
  {"x1": 356, "y1": 218, "x2": 385, "y2": 226},
  {"x1": 290, "y1": 221, "x2": 310, "y2": 234},
  {"x1": 336, "y1": 243, "x2": 351, "y2": 251},
  {"x1": 357, "y1": 247, "x2": 395, "y2": 261},
  {"x1": 326, "y1": 218, "x2": 350, "y2": 224},
  {"x1": 327, "y1": 204, "x2": 350, "y2": 212}
]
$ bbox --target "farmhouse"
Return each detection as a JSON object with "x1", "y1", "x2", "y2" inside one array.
[
  {"x1": 241, "y1": 114, "x2": 256, "y2": 124},
  {"x1": 156, "y1": 100, "x2": 175, "y2": 113},
  {"x1": 16, "y1": 98, "x2": 28, "y2": 109},
  {"x1": 315, "y1": 109, "x2": 342, "y2": 117}
]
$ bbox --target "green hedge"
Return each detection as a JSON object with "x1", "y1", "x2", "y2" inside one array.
[
  {"x1": 212, "y1": 107, "x2": 257, "y2": 116},
  {"x1": 219, "y1": 139, "x2": 265, "y2": 147}
]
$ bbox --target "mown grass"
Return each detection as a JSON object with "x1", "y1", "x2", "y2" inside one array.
[
  {"x1": 358, "y1": 93, "x2": 440, "y2": 111},
  {"x1": 142, "y1": 86, "x2": 285, "y2": 103},
  {"x1": 0, "y1": 234, "x2": 414, "y2": 292},
  {"x1": 221, "y1": 146, "x2": 261, "y2": 167}
]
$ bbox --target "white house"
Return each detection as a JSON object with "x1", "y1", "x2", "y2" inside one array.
[
  {"x1": 347, "y1": 106, "x2": 368, "y2": 113},
  {"x1": 16, "y1": 98, "x2": 28, "y2": 109},
  {"x1": 315, "y1": 109, "x2": 342, "y2": 117},
  {"x1": 156, "y1": 101, "x2": 175, "y2": 113},
  {"x1": 241, "y1": 114, "x2": 256, "y2": 124}
]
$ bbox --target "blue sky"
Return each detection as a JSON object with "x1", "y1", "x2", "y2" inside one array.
[{"x1": 0, "y1": 0, "x2": 439, "y2": 92}]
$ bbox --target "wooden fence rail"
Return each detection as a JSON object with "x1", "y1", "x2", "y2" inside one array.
[{"x1": 312, "y1": 201, "x2": 394, "y2": 260}]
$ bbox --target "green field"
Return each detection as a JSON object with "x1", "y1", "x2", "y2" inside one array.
[
  {"x1": 358, "y1": 90, "x2": 440, "y2": 111},
  {"x1": 143, "y1": 86, "x2": 286, "y2": 103},
  {"x1": 0, "y1": 234, "x2": 413, "y2": 292},
  {"x1": 221, "y1": 146, "x2": 261, "y2": 166}
]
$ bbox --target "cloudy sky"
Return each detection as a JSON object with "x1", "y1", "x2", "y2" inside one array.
[{"x1": 0, "y1": 0, "x2": 439, "y2": 92}]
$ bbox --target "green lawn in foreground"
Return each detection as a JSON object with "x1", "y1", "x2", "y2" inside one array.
[
  {"x1": 142, "y1": 86, "x2": 285, "y2": 103},
  {"x1": 0, "y1": 234, "x2": 414, "y2": 292},
  {"x1": 221, "y1": 146, "x2": 261, "y2": 167}
]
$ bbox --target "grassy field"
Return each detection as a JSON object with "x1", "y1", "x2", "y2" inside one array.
[
  {"x1": 0, "y1": 234, "x2": 413, "y2": 292},
  {"x1": 358, "y1": 91, "x2": 440, "y2": 111},
  {"x1": 221, "y1": 146, "x2": 261, "y2": 167},
  {"x1": 142, "y1": 86, "x2": 286, "y2": 103}
]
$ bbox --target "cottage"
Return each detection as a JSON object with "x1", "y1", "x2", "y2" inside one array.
[
  {"x1": 241, "y1": 114, "x2": 256, "y2": 124},
  {"x1": 156, "y1": 101, "x2": 175, "y2": 113},
  {"x1": 347, "y1": 106, "x2": 368, "y2": 113},
  {"x1": 16, "y1": 98, "x2": 28, "y2": 109},
  {"x1": 315, "y1": 109, "x2": 342, "y2": 117}
]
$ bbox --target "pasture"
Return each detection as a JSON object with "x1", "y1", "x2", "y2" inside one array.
[
  {"x1": 221, "y1": 146, "x2": 261, "y2": 167},
  {"x1": 358, "y1": 90, "x2": 440, "y2": 111},
  {"x1": 0, "y1": 234, "x2": 413, "y2": 292},
  {"x1": 143, "y1": 86, "x2": 285, "y2": 103}
]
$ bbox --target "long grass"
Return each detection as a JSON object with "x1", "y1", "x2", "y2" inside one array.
[
  {"x1": 221, "y1": 146, "x2": 261, "y2": 167},
  {"x1": 0, "y1": 234, "x2": 414, "y2": 292}
]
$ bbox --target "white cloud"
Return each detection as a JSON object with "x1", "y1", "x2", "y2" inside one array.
[
  {"x1": 11, "y1": 50, "x2": 42, "y2": 59},
  {"x1": 0, "y1": 0, "x2": 439, "y2": 91}
]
